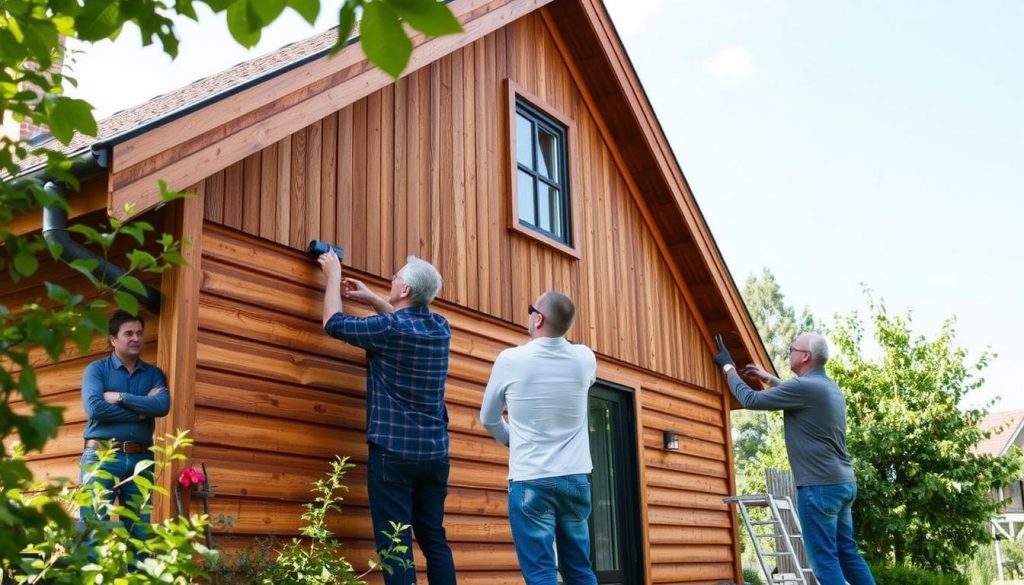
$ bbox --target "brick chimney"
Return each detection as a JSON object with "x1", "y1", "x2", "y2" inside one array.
[{"x1": 4, "y1": 36, "x2": 67, "y2": 144}]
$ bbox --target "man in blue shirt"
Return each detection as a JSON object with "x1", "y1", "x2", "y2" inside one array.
[
  {"x1": 319, "y1": 251, "x2": 455, "y2": 585},
  {"x1": 79, "y1": 310, "x2": 171, "y2": 542}
]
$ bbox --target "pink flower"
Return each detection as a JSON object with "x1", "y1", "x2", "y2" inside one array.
[{"x1": 177, "y1": 466, "x2": 206, "y2": 488}]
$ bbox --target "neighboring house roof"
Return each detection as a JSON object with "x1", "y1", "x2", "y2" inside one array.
[{"x1": 975, "y1": 410, "x2": 1024, "y2": 457}]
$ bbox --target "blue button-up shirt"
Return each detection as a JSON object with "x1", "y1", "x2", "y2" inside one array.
[
  {"x1": 82, "y1": 353, "x2": 171, "y2": 446},
  {"x1": 325, "y1": 305, "x2": 451, "y2": 460}
]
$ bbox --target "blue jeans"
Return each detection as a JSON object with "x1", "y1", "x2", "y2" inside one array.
[
  {"x1": 508, "y1": 474, "x2": 597, "y2": 585},
  {"x1": 367, "y1": 445, "x2": 456, "y2": 585},
  {"x1": 796, "y1": 482, "x2": 876, "y2": 585},
  {"x1": 78, "y1": 448, "x2": 154, "y2": 542}
]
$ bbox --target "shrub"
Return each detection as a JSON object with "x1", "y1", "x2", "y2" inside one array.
[
  {"x1": 211, "y1": 456, "x2": 410, "y2": 584},
  {"x1": 870, "y1": 562, "x2": 968, "y2": 585},
  {"x1": 742, "y1": 567, "x2": 764, "y2": 585},
  {"x1": 0, "y1": 431, "x2": 215, "y2": 583}
]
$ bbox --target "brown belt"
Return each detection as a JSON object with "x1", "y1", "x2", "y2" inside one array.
[{"x1": 84, "y1": 439, "x2": 151, "y2": 454}]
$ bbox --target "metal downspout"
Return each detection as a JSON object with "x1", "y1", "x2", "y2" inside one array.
[{"x1": 37, "y1": 150, "x2": 162, "y2": 314}]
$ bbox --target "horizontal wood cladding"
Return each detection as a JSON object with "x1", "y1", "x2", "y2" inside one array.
[
  {"x1": 193, "y1": 224, "x2": 734, "y2": 583},
  {"x1": 5, "y1": 210, "x2": 166, "y2": 474},
  {"x1": 197, "y1": 11, "x2": 721, "y2": 392}
]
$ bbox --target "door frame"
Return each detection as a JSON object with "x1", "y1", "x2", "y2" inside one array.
[{"x1": 589, "y1": 379, "x2": 645, "y2": 585}]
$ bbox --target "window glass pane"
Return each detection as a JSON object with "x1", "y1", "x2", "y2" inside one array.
[
  {"x1": 536, "y1": 127, "x2": 559, "y2": 181},
  {"x1": 517, "y1": 170, "x2": 536, "y2": 225},
  {"x1": 516, "y1": 114, "x2": 534, "y2": 167},
  {"x1": 537, "y1": 180, "x2": 551, "y2": 232},
  {"x1": 546, "y1": 185, "x2": 564, "y2": 240}
]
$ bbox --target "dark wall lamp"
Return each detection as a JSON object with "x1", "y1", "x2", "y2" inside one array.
[{"x1": 663, "y1": 431, "x2": 679, "y2": 451}]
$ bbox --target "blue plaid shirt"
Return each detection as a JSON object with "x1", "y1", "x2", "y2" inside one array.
[{"x1": 325, "y1": 305, "x2": 451, "y2": 460}]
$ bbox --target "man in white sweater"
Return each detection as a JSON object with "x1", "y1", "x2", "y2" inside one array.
[{"x1": 479, "y1": 291, "x2": 598, "y2": 585}]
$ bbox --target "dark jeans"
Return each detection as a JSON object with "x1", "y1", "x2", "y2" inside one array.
[
  {"x1": 508, "y1": 474, "x2": 596, "y2": 585},
  {"x1": 797, "y1": 482, "x2": 876, "y2": 585},
  {"x1": 367, "y1": 445, "x2": 456, "y2": 585},
  {"x1": 77, "y1": 447, "x2": 154, "y2": 542}
]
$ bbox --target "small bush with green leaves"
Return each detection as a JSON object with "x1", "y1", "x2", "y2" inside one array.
[
  {"x1": 869, "y1": 563, "x2": 968, "y2": 585},
  {"x1": 742, "y1": 567, "x2": 764, "y2": 585},
  {"x1": 211, "y1": 455, "x2": 411, "y2": 585},
  {"x1": 0, "y1": 431, "x2": 216, "y2": 583}
]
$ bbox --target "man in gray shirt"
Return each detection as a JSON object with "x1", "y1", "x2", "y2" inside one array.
[{"x1": 714, "y1": 333, "x2": 875, "y2": 585}]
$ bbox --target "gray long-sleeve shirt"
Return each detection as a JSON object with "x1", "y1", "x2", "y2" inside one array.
[{"x1": 727, "y1": 367, "x2": 855, "y2": 487}]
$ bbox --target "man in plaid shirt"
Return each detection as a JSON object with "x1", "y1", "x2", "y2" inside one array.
[{"x1": 319, "y1": 251, "x2": 456, "y2": 585}]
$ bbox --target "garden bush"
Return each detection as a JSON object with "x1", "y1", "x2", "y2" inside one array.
[{"x1": 870, "y1": 562, "x2": 968, "y2": 585}]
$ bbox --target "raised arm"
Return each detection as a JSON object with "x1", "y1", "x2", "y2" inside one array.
[{"x1": 318, "y1": 251, "x2": 344, "y2": 327}]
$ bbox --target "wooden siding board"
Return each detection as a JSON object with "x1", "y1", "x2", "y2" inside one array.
[
  {"x1": 306, "y1": 119, "x2": 323, "y2": 249},
  {"x1": 351, "y1": 98, "x2": 368, "y2": 270},
  {"x1": 222, "y1": 160, "x2": 243, "y2": 229},
  {"x1": 288, "y1": 123, "x2": 308, "y2": 248},
  {"x1": 337, "y1": 107, "x2": 355, "y2": 259},
  {"x1": 242, "y1": 152, "x2": 262, "y2": 233},
  {"x1": 320, "y1": 113, "x2": 338, "y2": 247}
]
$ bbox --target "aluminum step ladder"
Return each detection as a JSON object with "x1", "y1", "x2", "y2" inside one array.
[{"x1": 724, "y1": 494, "x2": 814, "y2": 585}]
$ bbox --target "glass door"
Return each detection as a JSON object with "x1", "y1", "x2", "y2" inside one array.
[{"x1": 588, "y1": 383, "x2": 643, "y2": 585}]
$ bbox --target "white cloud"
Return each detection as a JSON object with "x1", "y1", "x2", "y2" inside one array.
[
  {"x1": 703, "y1": 45, "x2": 754, "y2": 85},
  {"x1": 604, "y1": 0, "x2": 664, "y2": 37}
]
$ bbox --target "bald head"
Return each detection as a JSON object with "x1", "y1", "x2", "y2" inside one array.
[{"x1": 537, "y1": 291, "x2": 576, "y2": 337}]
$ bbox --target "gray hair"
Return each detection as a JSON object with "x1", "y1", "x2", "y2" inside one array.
[
  {"x1": 807, "y1": 333, "x2": 830, "y2": 365},
  {"x1": 400, "y1": 256, "x2": 443, "y2": 306}
]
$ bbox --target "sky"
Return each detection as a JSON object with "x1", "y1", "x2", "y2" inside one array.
[{"x1": 64, "y1": 1, "x2": 1023, "y2": 411}]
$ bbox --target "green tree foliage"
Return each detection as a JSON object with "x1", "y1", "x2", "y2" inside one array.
[
  {"x1": 829, "y1": 294, "x2": 1022, "y2": 572},
  {"x1": 2, "y1": 0, "x2": 461, "y2": 571},
  {"x1": 733, "y1": 268, "x2": 816, "y2": 495}
]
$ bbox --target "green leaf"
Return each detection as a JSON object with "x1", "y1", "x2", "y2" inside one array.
[
  {"x1": 117, "y1": 275, "x2": 147, "y2": 296},
  {"x1": 76, "y1": 1, "x2": 123, "y2": 41},
  {"x1": 158, "y1": 179, "x2": 192, "y2": 202},
  {"x1": 226, "y1": 0, "x2": 262, "y2": 47},
  {"x1": 202, "y1": 0, "x2": 239, "y2": 12},
  {"x1": 113, "y1": 291, "x2": 139, "y2": 315},
  {"x1": 120, "y1": 223, "x2": 146, "y2": 245},
  {"x1": 45, "y1": 282, "x2": 75, "y2": 304},
  {"x1": 13, "y1": 250, "x2": 38, "y2": 277},
  {"x1": 127, "y1": 250, "x2": 157, "y2": 271},
  {"x1": 383, "y1": 0, "x2": 462, "y2": 37},
  {"x1": 44, "y1": 97, "x2": 98, "y2": 144},
  {"x1": 67, "y1": 223, "x2": 103, "y2": 244},
  {"x1": 287, "y1": 0, "x2": 320, "y2": 23},
  {"x1": 176, "y1": 0, "x2": 200, "y2": 20},
  {"x1": 68, "y1": 258, "x2": 100, "y2": 285},
  {"x1": 250, "y1": 0, "x2": 287, "y2": 26},
  {"x1": 336, "y1": 1, "x2": 358, "y2": 48},
  {"x1": 72, "y1": 322, "x2": 96, "y2": 352},
  {"x1": 360, "y1": 2, "x2": 412, "y2": 78}
]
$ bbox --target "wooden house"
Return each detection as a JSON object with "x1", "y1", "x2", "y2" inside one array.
[{"x1": 6, "y1": 0, "x2": 773, "y2": 583}]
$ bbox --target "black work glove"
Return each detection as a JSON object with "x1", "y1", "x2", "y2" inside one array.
[{"x1": 713, "y1": 334, "x2": 735, "y2": 369}]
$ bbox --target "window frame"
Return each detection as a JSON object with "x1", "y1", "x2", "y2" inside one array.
[{"x1": 505, "y1": 79, "x2": 580, "y2": 259}]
